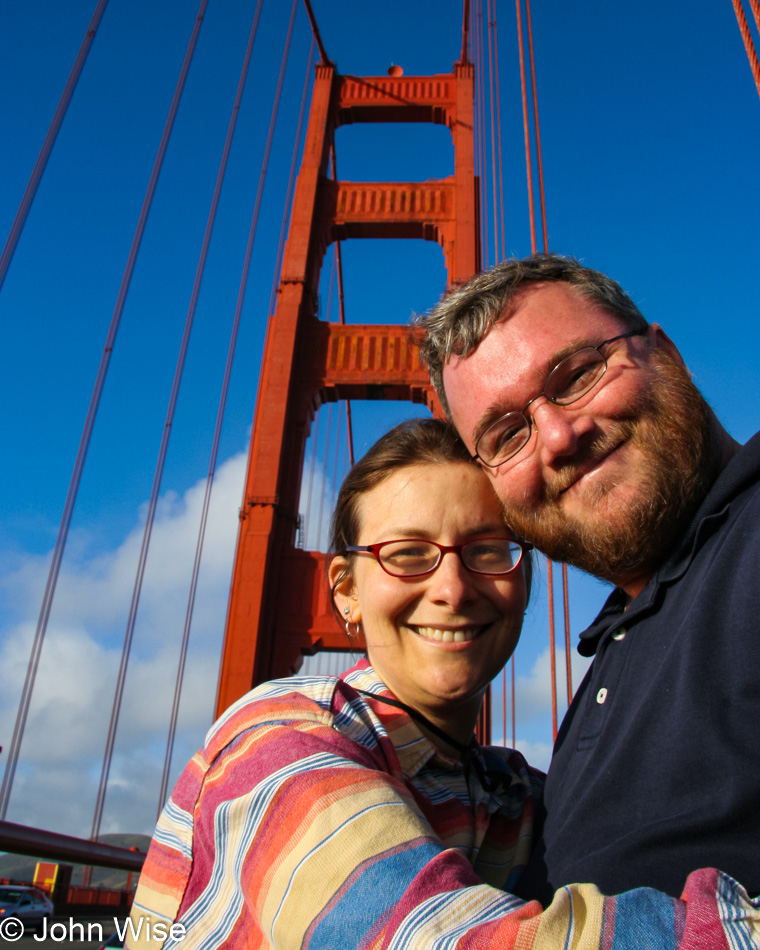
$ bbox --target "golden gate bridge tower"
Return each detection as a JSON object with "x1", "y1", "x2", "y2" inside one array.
[{"x1": 216, "y1": 54, "x2": 479, "y2": 713}]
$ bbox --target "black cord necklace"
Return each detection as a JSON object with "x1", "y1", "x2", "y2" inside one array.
[
  {"x1": 353, "y1": 687, "x2": 513, "y2": 795},
  {"x1": 353, "y1": 687, "x2": 472, "y2": 757}
]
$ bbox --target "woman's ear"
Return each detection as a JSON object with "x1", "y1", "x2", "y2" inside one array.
[{"x1": 328, "y1": 556, "x2": 361, "y2": 622}]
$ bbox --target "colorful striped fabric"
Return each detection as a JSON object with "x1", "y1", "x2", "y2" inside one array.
[{"x1": 128, "y1": 661, "x2": 760, "y2": 949}]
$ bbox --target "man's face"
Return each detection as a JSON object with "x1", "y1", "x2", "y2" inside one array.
[{"x1": 442, "y1": 282, "x2": 717, "y2": 591}]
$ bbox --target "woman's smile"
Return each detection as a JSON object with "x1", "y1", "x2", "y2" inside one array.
[{"x1": 331, "y1": 460, "x2": 528, "y2": 741}]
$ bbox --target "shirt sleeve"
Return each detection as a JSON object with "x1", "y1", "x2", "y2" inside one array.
[{"x1": 128, "y1": 712, "x2": 760, "y2": 950}]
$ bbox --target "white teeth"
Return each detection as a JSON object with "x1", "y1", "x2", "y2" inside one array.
[{"x1": 412, "y1": 625, "x2": 480, "y2": 643}]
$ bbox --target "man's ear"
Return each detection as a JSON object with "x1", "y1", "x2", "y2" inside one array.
[
  {"x1": 328, "y1": 556, "x2": 361, "y2": 622},
  {"x1": 646, "y1": 323, "x2": 688, "y2": 369}
]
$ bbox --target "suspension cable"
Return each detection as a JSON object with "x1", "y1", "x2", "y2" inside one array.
[
  {"x1": 267, "y1": 40, "x2": 316, "y2": 320},
  {"x1": 329, "y1": 141, "x2": 355, "y2": 466},
  {"x1": 0, "y1": 0, "x2": 109, "y2": 294},
  {"x1": 474, "y1": 0, "x2": 490, "y2": 267},
  {"x1": 515, "y1": 0, "x2": 536, "y2": 253},
  {"x1": 316, "y1": 403, "x2": 335, "y2": 548},
  {"x1": 749, "y1": 0, "x2": 760, "y2": 32},
  {"x1": 492, "y1": 3, "x2": 507, "y2": 259},
  {"x1": 156, "y1": 0, "x2": 266, "y2": 819},
  {"x1": 525, "y1": 0, "x2": 548, "y2": 253},
  {"x1": 87, "y1": 0, "x2": 214, "y2": 859},
  {"x1": 303, "y1": 412, "x2": 320, "y2": 547},
  {"x1": 562, "y1": 563, "x2": 573, "y2": 703},
  {"x1": 301, "y1": 0, "x2": 330, "y2": 65},
  {"x1": 514, "y1": 0, "x2": 560, "y2": 737},
  {"x1": 461, "y1": 0, "x2": 471, "y2": 63},
  {"x1": 731, "y1": 0, "x2": 760, "y2": 100},
  {"x1": 487, "y1": 0, "x2": 500, "y2": 258},
  {"x1": 0, "y1": 0, "x2": 208, "y2": 824},
  {"x1": 210, "y1": 0, "x2": 302, "y2": 728}
]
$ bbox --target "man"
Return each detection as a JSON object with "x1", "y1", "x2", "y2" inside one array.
[{"x1": 415, "y1": 253, "x2": 759, "y2": 902}]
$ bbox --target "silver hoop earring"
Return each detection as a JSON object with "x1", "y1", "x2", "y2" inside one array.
[{"x1": 344, "y1": 617, "x2": 361, "y2": 639}]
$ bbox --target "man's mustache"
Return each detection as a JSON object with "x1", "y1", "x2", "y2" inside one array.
[{"x1": 543, "y1": 420, "x2": 638, "y2": 503}]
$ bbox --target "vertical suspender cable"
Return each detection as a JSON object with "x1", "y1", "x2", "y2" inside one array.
[
  {"x1": 329, "y1": 141, "x2": 355, "y2": 466},
  {"x1": 266, "y1": 39, "x2": 316, "y2": 323},
  {"x1": 525, "y1": 0, "x2": 572, "y2": 713},
  {"x1": 155, "y1": 0, "x2": 266, "y2": 819},
  {"x1": 212, "y1": 0, "x2": 302, "y2": 714},
  {"x1": 0, "y1": 0, "x2": 109, "y2": 293},
  {"x1": 486, "y1": 0, "x2": 500, "y2": 259},
  {"x1": 316, "y1": 404, "x2": 335, "y2": 548},
  {"x1": 477, "y1": 0, "x2": 490, "y2": 267},
  {"x1": 731, "y1": 0, "x2": 760, "y2": 100},
  {"x1": 563, "y1": 563, "x2": 573, "y2": 703},
  {"x1": 264, "y1": 38, "x2": 316, "y2": 547},
  {"x1": 492, "y1": 5, "x2": 508, "y2": 260},
  {"x1": 0, "y1": 0, "x2": 207, "y2": 823},
  {"x1": 461, "y1": 0, "x2": 471, "y2": 64},
  {"x1": 487, "y1": 5, "x2": 515, "y2": 747},
  {"x1": 525, "y1": 0, "x2": 548, "y2": 255},
  {"x1": 511, "y1": 657, "x2": 516, "y2": 747},
  {"x1": 515, "y1": 0, "x2": 559, "y2": 739},
  {"x1": 87, "y1": 0, "x2": 211, "y2": 858},
  {"x1": 303, "y1": 413, "x2": 321, "y2": 547},
  {"x1": 515, "y1": 0, "x2": 536, "y2": 252}
]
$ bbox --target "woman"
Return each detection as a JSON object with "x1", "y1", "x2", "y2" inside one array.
[{"x1": 129, "y1": 419, "x2": 751, "y2": 950}]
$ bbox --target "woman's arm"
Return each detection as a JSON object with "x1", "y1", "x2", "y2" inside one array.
[{"x1": 128, "y1": 703, "x2": 759, "y2": 950}]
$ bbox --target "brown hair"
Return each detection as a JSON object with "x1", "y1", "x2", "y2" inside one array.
[
  {"x1": 413, "y1": 253, "x2": 648, "y2": 418},
  {"x1": 328, "y1": 417, "x2": 531, "y2": 605}
]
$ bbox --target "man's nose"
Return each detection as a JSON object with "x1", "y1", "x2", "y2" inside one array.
[{"x1": 531, "y1": 399, "x2": 595, "y2": 465}]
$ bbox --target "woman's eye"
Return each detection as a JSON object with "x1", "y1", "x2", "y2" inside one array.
[
  {"x1": 468, "y1": 544, "x2": 502, "y2": 561},
  {"x1": 387, "y1": 546, "x2": 428, "y2": 561}
]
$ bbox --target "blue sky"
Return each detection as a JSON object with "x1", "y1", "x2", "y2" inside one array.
[{"x1": 1, "y1": 0, "x2": 759, "y2": 838}]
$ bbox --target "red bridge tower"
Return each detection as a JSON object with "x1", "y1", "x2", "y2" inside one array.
[{"x1": 216, "y1": 60, "x2": 479, "y2": 716}]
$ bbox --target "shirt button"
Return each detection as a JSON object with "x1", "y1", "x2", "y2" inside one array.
[
  {"x1": 611, "y1": 628, "x2": 626, "y2": 641},
  {"x1": 596, "y1": 687, "x2": 608, "y2": 704}
]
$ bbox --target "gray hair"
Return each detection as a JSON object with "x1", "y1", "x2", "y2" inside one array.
[{"x1": 413, "y1": 253, "x2": 648, "y2": 418}]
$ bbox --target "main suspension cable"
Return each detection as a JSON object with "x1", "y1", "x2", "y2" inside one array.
[
  {"x1": 0, "y1": 0, "x2": 109, "y2": 294},
  {"x1": 156, "y1": 0, "x2": 267, "y2": 819},
  {"x1": 731, "y1": 0, "x2": 760, "y2": 100},
  {"x1": 0, "y1": 0, "x2": 208, "y2": 824},
  {"x1": 86, "y1": 0, "x2": 213, "y2": 860}
]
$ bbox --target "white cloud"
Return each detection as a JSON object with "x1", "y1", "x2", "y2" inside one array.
[{"x1": 0, "y1": 453, "x2": 247, "y2": 837}]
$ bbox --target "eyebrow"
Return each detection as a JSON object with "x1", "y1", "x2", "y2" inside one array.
[
  {"x1": 374, "y1": 524, "x2": 509, "y2": 541},
  {"x1": 471, "y1": 333, "x2": 604, "y2": 444}
]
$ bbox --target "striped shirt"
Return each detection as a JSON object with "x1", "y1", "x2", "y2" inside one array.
[{"x1": 128, "y1": 661, "x2": 760, "y2": 949}]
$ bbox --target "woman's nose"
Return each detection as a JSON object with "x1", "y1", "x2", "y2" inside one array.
[{"x1": 426, "y1": 551, "x2": 478, "y2": 607}]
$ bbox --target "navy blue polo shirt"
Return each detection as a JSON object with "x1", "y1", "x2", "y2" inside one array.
[{"x1": 516, "y1": 431, "x2": 760, "y2": 903}]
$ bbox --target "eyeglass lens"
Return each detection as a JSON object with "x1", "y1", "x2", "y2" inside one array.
[
  {"x1": 378, "y1": 539, "x2": 522, "y2": 576},
  {"x1": 477, "y1": 348, "x2": 608, "y2": 465}
]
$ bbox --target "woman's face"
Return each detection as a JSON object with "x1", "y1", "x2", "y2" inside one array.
[{"x1": 332, "y1": 461, "x2": 527, "y2": 729}]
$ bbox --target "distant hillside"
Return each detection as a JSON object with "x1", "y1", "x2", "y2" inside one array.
[{"x1": 0, "y1": 833, "x2": 152, "y2": 891}]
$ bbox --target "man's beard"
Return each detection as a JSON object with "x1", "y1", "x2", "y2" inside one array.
[{"x1": 501, "y1": 351, "x2": 722, "y2": 586}]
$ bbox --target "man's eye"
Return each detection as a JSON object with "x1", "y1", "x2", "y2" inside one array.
[
  {"x1": 561, "y1": 362, "x2": 597, "y2": 392},
  {"x1": 493, "y1": 421, "x2": 525, "y2": 447}
]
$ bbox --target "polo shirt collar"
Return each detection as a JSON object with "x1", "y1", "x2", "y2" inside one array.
[{"x1": 578, "y1": 429, "x2": 760, "y2": 656}]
